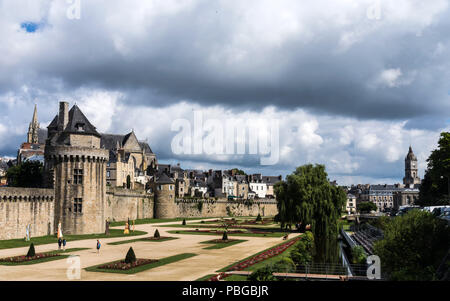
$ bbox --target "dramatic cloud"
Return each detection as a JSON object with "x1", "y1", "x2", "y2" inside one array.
[{"x1": 1, "y1": 0, "x2": 450, "y2": 184}]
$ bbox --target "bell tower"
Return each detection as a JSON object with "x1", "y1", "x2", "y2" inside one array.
[{"x1": 403, "y1": 146, "x2": 421, "y2": 188}]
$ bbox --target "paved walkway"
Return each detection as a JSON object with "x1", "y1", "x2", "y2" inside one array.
[{"x1": 0, "y1": 219, "x2": 298, "y2": 281}]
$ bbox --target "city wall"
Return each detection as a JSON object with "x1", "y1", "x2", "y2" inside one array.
[
  {"x1": 174, "y1": 198, "x2": 278, "y2": 218},
  {"x1": 105, "y1": 187, "x2": 154, "y2": 222},
  {"x1": 0, "y1": 187, "x2": 55, "y2": 240}
]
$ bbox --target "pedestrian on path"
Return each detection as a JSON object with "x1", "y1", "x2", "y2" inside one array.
[
  {"x1": 58, "y1": 237, "x2": 62, "y2": 250},
  {"x1": 96, "y1": 240, "x2": 101, "y2": 254},
  {"x1": 63, "y1": 238, "x2": 66, "y2": 251}
]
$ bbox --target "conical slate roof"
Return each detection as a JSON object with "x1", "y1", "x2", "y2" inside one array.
[{"x1": 64, "y1": 105, "x2": 101, "y2": 137}]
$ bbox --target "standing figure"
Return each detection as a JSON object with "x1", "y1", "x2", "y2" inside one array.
[
  {"x1": 57, "y1": 221, "x2": 63, "y2": 239},
  {"x1": 96, "y1": 240, "x2": 101, "y2": 254},
  {"x1": 124, "y1": 222, "x2": 130, "y2": 235},
  {"x1": 25, "y1": 224, "x2": 30, "y2": 241},
  {"x1": 105, "y1": 219, "x2": 110, "y2": 235},
  {"x1": 58, "y1": 237, "x2": 62, "y2": 250},
  {"x1": 62, "y1": 238, "x2": 66, "y2": 251}
]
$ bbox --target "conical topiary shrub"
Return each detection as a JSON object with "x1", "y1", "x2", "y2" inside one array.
[
  {"x1": 182, "y1": 219, "x2": 186, "y2": 226},
  {"x1": 256, "y1": 213, "x2": 262, "y2": 222},
  {"x1": 26, "y1": 243, "x2": 36, "y2": 258},
  {"x1": 154, "y1": 229, "x2": 160, "y2": 238},
  {"x1": 222, "y1": 231, "x2": 228, "y2": 241},
  {"x1": 125, "y1": 247, "x2": 137, "y2": 264}
]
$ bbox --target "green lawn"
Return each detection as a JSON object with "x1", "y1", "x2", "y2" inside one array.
[
  {"x1": 168, "y1": 230, "x2": 286, "y2": 238},
  {"x1": 195, "y1": 274, "x2": 217, "y2": 281},
  {"x1": 108, "y1": 237, "x2": 178, "y2": 245},
  {"x1": 216, "y1": 235, "x2": 302, "y2": 272},
  {"x1": 0, "y1": 229, "x2": 147, "y2": 250},
  {"x1": 0, "y1": 248, "x2": 89, "y2": 266},
  {"x1": 201, "y1": 239, "x2": 247, "y2": 250},
  {"x1": 85, "y1": 253, "x2": 198, "y2": 274}
]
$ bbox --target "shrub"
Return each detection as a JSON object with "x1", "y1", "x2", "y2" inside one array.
[
  {"x1": 222, "y1": 231, "x2": 228, "y2": 241},
  {"x1": 26, "y1": 243, "x2": 36, "y2": 258},
  {"x1": 125, "y1": 247, "x2": 137, "y2": 264},
  {"x1": 272, "y1": 257, "x2": 296, "y2": 273},
  {"x1": 154, "y1": 229, "x2": 160, "y2": 238},
  {"x1": 256, "y1": 213, "x2": 262, "y2": 222},
  {"x1": 248, "y1": 266, "x2": 277, "y2": 281},
  {"x1": 290, "y1": 231, "x2": 314, "y2": 266},
  {"x1": 351, "y1": 245, "x2": 367, "y2": 264},
  {"x1": 182, "y1": 219, "x2": 186, "y2": 225}
]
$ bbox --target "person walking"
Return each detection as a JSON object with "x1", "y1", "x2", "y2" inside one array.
[
  {"x1": 62, "y1": 238, "x2": 66, "y2": 251},
  {"x1": 58, "y1": 237, "x2": 62, "y2": 250},
  {"x1": 96, "y1": 240, "x2": 101, "y2": 254}
]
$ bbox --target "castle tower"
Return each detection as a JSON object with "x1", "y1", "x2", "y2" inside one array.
[
  {"x1": 44, "y1": 102, "x2": 109, "y2": 235},
  {"x1": 403, "y1": 146, "x2": 421, "y2": 188},
  {"x1": 153, "y1": 173, "x2": 176, "y2": 219},
  {"x1": 27, "y1": 104, "x2": 39, "y2": 144}
]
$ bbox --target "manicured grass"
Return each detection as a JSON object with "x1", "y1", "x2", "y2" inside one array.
[
  {"x1": 216, "y1": 235, "x2": 302, "y2": 272},
  {"x1": 225, "y1": 275, "x2": 248, "y2": 281},
  {"x1": 51, "y1": 247, "x2": 91, "y2": 253},
  {"x1": 85, "y1": 253, "x2": 198, "y2": 274},
  {"x1": 168, "y1": 230, "x2": 286, "y2": 238},
  {"x1": 0, "y1": 229, "x2": 147, "y2": 250},
  {"x1": 108, "y1": 237, "x2": 178, "y2": 245},
  {"x1": 195, "y1": 274, "x2": 216, "y2": 281},
  {"x1": 201, "y1": 239, "x2": 247, "y2": 250}
]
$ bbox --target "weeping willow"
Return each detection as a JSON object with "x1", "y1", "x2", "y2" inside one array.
[{"x1": 275, "y1": 164, "x2": 346, "y2": 263}]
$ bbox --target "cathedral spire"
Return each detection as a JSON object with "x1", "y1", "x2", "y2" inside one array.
[{"x1": 27, "y1": 104, "x2": 40, "y2": 144}]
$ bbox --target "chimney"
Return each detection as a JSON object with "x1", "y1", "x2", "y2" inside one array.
[{"x1": 58, "y1": 101, "x2": 69, "y2": 131}]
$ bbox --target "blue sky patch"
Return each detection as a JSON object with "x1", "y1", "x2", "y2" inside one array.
[{"x1": 20, "y1": 22, "x2": 40, "y2": 33}]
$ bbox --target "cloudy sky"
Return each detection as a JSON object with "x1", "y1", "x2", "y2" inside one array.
[{"x1": 1, "y1": 0, "x2": 450, "y2": 185}]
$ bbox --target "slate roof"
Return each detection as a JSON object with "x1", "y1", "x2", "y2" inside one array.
[
  {"x1": 64, "y1": 105, "x2": 101, "y2": 137},
  {"x1": 100, "y1": 133, "x2": 154, "y2": 154},
  {"x1": 262, "y1": 176, "x2": 282, "y2": 185},
  {"x1": 156, "y1": 172, "x2": 175, "y2": 184},
  {"x1": 406, "y1": 146, "x2": 417, "y2": 161},
  {"x1": 37, "y1": 128, "x2": 47, "y2": 144}
]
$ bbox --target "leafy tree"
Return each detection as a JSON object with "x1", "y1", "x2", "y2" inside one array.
[
  {"x1": 373, "y1": 210, "x2": 450, "y2": 280},
  {"x1": 290, "y1": 231, "x2": 314, "y2": 266},
  {"x1": 351, "y1": 245, "x2": 367, "y2": 264},
  {"x1": 26, "y1": 243, "x2": 36, "y2": 258},
  {"x1": 231, "y1": 168, "x2": 246, "y2": 175},
  {"x1": 274, "y1": 164, "x2": 346, "y2": 262},
  {"x1": 125, "y1": 247, "x2": 137, "y2": 264},
  {"x1": 153, "y1": 229, "x2": 160, "y2": 238},
  {"x1": 357, "y1": 202, "x2": 377, "y2": 213},
  {"x1": 248, "y1": 266, "x2": 277, "y2": 281},
  {"x1": 418, "y1": 132, "x2": 450, "y2": 206},
  {"x1": 6, "y1": 161, "x2": 43, "y2": 188}
]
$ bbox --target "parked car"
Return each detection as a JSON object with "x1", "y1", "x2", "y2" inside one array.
[{"x1": 439, "y1": 208, "x2": 450, "y2": 225}]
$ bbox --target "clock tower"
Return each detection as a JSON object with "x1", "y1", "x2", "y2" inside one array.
[{"x1": 403, "y1": 146, "x2": 421, "y2": 188}]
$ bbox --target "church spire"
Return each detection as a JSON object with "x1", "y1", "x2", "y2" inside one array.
[{"x1": 27, "y1": 104, "x2": 40, "y2": 144}]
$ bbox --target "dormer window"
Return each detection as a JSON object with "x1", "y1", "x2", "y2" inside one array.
[{"x1": 75, "y1": 123, "x2": 85, "y2": 132}]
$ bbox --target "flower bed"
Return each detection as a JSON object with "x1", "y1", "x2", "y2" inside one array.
[
  {"x1": 141, "y1": 237, "x2": 171, "y2": 241},
  {"x1": 207, "y1": 236, "x2": 302, "y2": 281},
  {"x1": 97, "y1": 259, "x2": 158, "y2": 270},
  {"x1": 207, "y1": 239, "x2": 240, "y2": 244},
  {"x1": 0, "y1": 252, "x2": 60, "y2": 263}
]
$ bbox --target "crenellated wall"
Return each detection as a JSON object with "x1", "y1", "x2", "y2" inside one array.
[
  {"x1": 174, "y1": 198, "x2": 278, "y2": 218},
  {"x1": 105, "y1": 187, "x2": 154, "y2": 222},
  {"x1": 0, "y1": 187, "x2": 55, "y2": 240}
]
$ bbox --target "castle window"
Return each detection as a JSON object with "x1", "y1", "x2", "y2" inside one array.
[
  {"x1": 75, "y1": 123, "x2": 85, "y2": 132},
  {"x1": 73, "y1": 198, "x2": 82, "y2": 213},
  {"x1": 74, "y1": 169, "x2": 83, "y2": 184}
]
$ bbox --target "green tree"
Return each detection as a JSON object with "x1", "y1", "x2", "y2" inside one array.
[
  {"x1": 274, "y1": 164, "x2": 346, "y2": 244},
  {"x1": 351, "y1": 245, "x2": 366, "y2": 264},
  {"x1": 373, "y1": 210, "x2": 450, "y2": 280},
  {"x1": 125, "y1": 247, "x2": 137, "y2": 264},
  {"x1": 418, "y1": 132, "x2": 450, "y2": 206},
  {"x1": 153, "y1": 229, "x2": 160, "y2": 238},
  {"x1": 222, "y1": 231, "x2": 228, "y2": 241},
  {"x1": 255, "y1": 213, "x2": 262, "y2": 222},
  {"x1": 231, "y1": 168, "x2": 246, "y2": 175},
  {"x1": 6, "y1": 161, "x2": 44, "y2": 188},
  {"x1": 357, "y1": 201, "x2": 377, "y2": 213},
  {"x1": 248, "y1": 265, "x2": 277, "y2": 281},
  {"x1": 26, "y1": 243, "x2": 36, "y2": 258},
  {"x1": 290, "y1": 231, "x2": 315, "y2": 266}
]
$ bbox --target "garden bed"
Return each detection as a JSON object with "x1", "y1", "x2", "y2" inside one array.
[
  {"x1": 108, "y1": 236, "x2": 178, "y2": 245},
  {"x1": 206, "y1": 236, "x2": 303, "y2": 281},
  {"x1": 201, "y1": 239, "x2": 247, "y2": 250},
  {"x1": 0, "y1": 247, "x2": 90, "y2": 266},
  {"x1": 97, "y1": 259, "x2": 158, "y2": 270}
]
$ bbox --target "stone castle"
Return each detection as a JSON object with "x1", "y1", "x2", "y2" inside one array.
[{"x1": 0, "y1": 102, "x2": 277, "y2": 239}]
